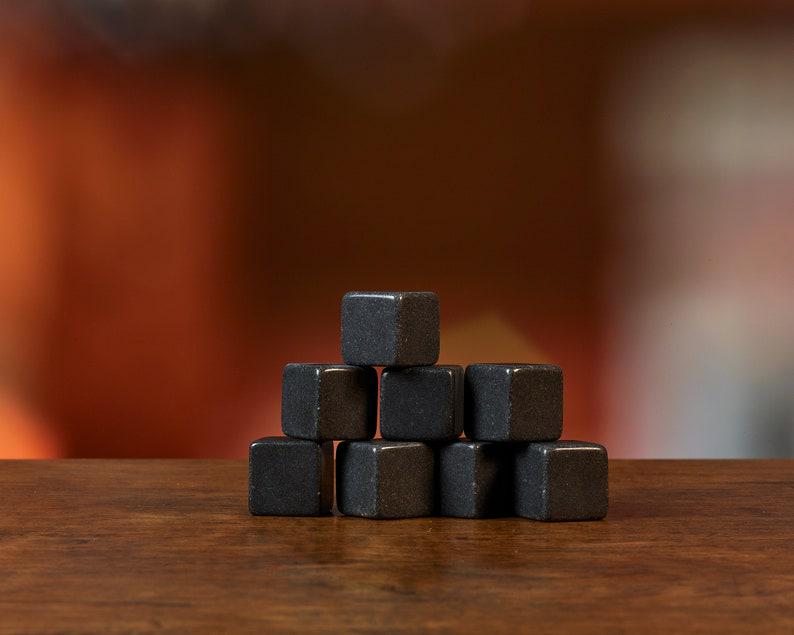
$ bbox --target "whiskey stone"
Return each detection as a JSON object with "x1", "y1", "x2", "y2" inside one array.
[
  {"x1": 341, "y1": 291, "x2": 439, "y2": 366},
  {"x1": 514, "y1": 441, "x2": 608, "y2": 521},
  {"x1": 248, "y1": 437, "x2": 333, "y2": 516},
  {"x1": 336, "y1": 440, "x2": 434, "y2": 519},
  {"x1": 380, "y1": 365, "x2": 463, "y2": 441},
  {"x1": 465, "y1": 364, "x2": 562, "y2": 441},
  {"x1": 281, "y1": 364, "x2": 377, "y2": 440},
  {"x1": 436, "y1": 440, "x2": 512, "y2": 518}
]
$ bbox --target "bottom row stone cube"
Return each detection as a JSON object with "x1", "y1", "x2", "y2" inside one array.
[
  {"x1": 249, "y1": 437, "x2": 334, "y2": 516},
  {"x1": 336, "y1": 440, "x2": 434, "y2": 519},
  {"x1": 514, "y1": 441, "x2": 608, "y2": 521},
  {"x1": 436, "y1": 441, "x2": 512, "y2": 518}
]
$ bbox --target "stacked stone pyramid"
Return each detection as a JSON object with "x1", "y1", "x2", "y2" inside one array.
[{"x1": 249, "y1": 291, "x2": 608, "y2": 520}]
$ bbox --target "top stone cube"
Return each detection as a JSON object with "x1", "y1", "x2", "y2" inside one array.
[{"x1": 341, "y1": 291, "x2": 440, "y2": 366}]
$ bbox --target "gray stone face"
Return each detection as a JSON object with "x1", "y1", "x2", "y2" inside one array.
[
  {"x1": 336, "y1": 440, "x2": 434, "y2": 519},
  {"x1": 436, "y1": 440, "x2": 512, "y2": 518},
  {"x1": 380, "y1": 365, "x2": 464, "y2": 441},
  {"x1": 514, "y1": 441, "x2": 608, "y2": 521},
  {"x1": 248, "y1": 437, "x2": 334, "y2": 516},
  {"x1": 341, "y1": 291, "x2": 439, "y2": 367},
  {"x1": 464, "y1": 364, "x2": 563, "y2": 441},
  {"x1": 281, "y1": 364, "x2": 377, "y2": 440}
]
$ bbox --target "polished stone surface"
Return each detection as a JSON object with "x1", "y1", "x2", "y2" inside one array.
[
  {"x1": 248, "y1": 437, "x2": 334, "y2": 516},
  {"x1": 514, "y1": 441, "x2": 608, "y2": 521},
  {"x1": 380, "y1": 365, "x2": 464, "y2": 441},
  {"x1": 341, "y1": 291, "x2": 439, "y2": 367},
  {"x1": 336, "y1": 440, "x2": 434, "y2": 518},
  {"x1": 281, "y1": 364, "x2": 377, "y2": 440},
  {"x1": 436, "y1": 440, "x2": 512, "y2": 518},
  {"x1": 464, "y1": 364, "x2": 562, "y2": 441}
]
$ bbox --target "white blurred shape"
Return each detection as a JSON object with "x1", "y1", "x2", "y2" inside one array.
[{"x1": 605, "y1": 28, "x2": 794, "y2": 457}]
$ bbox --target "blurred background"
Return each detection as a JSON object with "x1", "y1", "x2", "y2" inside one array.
[{"x1": 0, "y1": 1, "x2": 792, "y2": 459}]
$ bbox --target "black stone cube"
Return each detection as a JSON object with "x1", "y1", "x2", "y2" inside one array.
[
  {"x1": 341, "y1": 291, "x2": 439, "y2": 367},
  {"x1": 248, "y1": 437, "x2": 334, "y2": 516},
  {"x1": 514, "y1": 441, "x2": 608, "y2": 521},
  {"x1": 281, "y1": 364, "x2": 377, "y2": 440},
  {"x1": 380, "y1": 365, "x2": 463, "y2": 441},
  {"x1": 464, "y1": 364, "x2": 562, "y2": 441},
  {"x1": 436, "y1": 440, "x2": 511, "y2": 518},
  {"x1": 336, "y1": 440, "x2": 434, "y2": 518}
]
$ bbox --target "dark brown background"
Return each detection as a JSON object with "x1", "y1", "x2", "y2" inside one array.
[{"x1": 0, "y1": 1, "x2": 792, "y2": 457}]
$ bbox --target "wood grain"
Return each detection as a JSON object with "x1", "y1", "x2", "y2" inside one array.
[{"x1": 0, "y1": 460, "x2": 792, "y2": 633}]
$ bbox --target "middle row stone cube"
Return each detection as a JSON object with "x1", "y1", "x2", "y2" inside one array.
[{"x1": 380, "y1": 365, "x2": 464, "y2": 441}]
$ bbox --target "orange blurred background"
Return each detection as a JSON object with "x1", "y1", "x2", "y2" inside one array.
[{"x1": 1, "y1": 2, "x2": 792, "y2": 458}]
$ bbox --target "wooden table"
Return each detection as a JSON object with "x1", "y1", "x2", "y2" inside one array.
[{"x1": 1, "y1": 460, "x2": 792, "y2": 633}]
